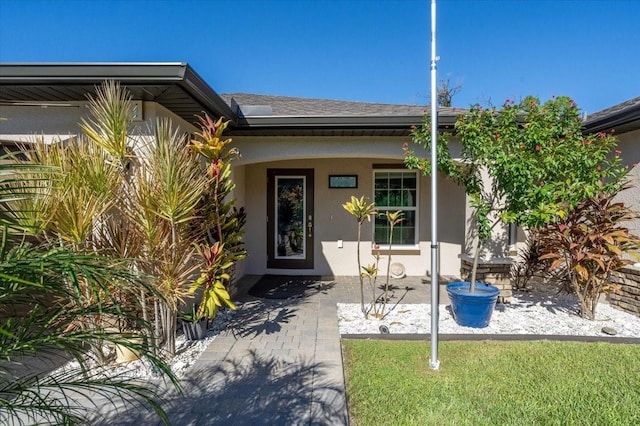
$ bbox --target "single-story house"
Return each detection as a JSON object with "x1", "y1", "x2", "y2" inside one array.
[{"x1": 1, "y1": 63, "x2": 638, "y2": 297}]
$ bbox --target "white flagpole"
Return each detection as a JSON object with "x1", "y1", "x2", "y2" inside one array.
[{"x1": 430, "y1": 0, "x2": 440, "y2": 371}]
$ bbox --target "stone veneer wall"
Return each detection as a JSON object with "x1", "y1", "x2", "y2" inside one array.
[
  {"x1": 460, "y1": 255, "x2": 513, "y2": 303},
  {"x1": 608, "y1": 266, "x2": 640, "y2": 318},
  {"x1": 460, "y1": 256, "x2": 640, "y2": 315}
]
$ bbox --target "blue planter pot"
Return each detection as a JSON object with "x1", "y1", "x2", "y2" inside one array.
[{"x1": 446, "y1": 281, "x2": 500, "y2": 328}]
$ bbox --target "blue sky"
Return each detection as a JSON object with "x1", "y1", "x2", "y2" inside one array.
[{"x1": 1, "y1": 0, "x2": 638, "y2": 114}]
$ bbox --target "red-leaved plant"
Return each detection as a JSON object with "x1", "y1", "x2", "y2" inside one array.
[{"x1": 537, "y1": 187, "x2": 640, "y2": 320}]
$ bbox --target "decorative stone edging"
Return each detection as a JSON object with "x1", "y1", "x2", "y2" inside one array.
[
  {"x1": 459, "y1": 255, "x2": 513, "y2": 302},
  {"x1": 608, "y1": 266, "x2": 640, "y2": 318}
]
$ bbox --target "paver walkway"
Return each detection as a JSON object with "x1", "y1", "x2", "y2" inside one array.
[{"x1": 93, "y1": 275, "x2": 432, "y2": 425}]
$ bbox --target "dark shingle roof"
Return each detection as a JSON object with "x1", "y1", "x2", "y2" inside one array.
[
  {"x1": 583, "y1": 96, "x2": 640, "y2": 134},
  {"x1": 221, "y1": 93, "x2": 457, "y2": 117},
  {"x1": 219, "y1": 93, "x2": 464, "y2": 137}
]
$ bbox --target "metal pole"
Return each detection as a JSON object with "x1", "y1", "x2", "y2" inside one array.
[{"x1": 429, "y1": 0, "x2": 440, "y2": 371}]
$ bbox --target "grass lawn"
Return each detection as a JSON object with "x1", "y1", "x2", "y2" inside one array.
[{"x1": 342, "y1": 339, "x2": 640, "y2": 426}]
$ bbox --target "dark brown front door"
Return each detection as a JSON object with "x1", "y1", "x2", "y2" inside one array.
[{"x1": 267, "y1": 169, "x2": 314, "y2": 269}]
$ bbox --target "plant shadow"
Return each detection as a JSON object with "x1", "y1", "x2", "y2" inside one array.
[
  {"x1": 495, "y1": 285, "x2": 580, "y2": 316},
  {"x1": 247, "y1": 275, "x2": 337, "y2": 301},
  {"x1": 90, "y1": 349, "x2": 347, "y2": 425},
  {"x1": 229, "y1": 299, "x2": 299, "y2": 338}
]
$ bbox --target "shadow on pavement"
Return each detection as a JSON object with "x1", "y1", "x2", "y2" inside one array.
[
  {"x1": 229, "y1": 300, "x2": 299, "y2": 338},
  {"x1": 91, "y1": 350, "x2": 347, "y2": 425},
  {"x1": 247, "y1": 275, "x2": 336, "y2": 300}
]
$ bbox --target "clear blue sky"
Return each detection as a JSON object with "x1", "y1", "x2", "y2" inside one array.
[{"x1": 1, "y1": 0, "x2": 638, "y2": 114}]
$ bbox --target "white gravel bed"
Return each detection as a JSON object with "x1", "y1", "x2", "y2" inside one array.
[
  {"x1": 51, "y1": 308, "x2": 237, "y2": 380},
  {"x1": 338, "y1": 287, "x2": 640, "y2": 338}
]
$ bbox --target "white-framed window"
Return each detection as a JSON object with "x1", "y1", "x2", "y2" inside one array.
[{"x1": 373, "y1": 170, "x2": 418, "y2": 247}]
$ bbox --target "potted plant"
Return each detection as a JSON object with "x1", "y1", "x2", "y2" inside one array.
[
  {"x1": 180, "y1": 304, "x2": 208, "y2": 341},
  {"x1": 405, "y1": 96, "x2": 628, "y2": 327}
]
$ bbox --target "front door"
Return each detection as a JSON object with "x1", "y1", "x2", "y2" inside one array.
[{"x1": 267, "y1": 169, "x2": 314, "y2": 269}]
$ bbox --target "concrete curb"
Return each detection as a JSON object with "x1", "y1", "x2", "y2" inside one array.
[{"x1": 341, "y1": 333, "x2": 640, "y2": 344}]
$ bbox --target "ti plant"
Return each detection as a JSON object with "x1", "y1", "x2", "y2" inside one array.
[
  {"x1": 537, "y1": 188, "x2": 640, "y2": 320},
  {"x1": 189, "y1": 115, "x2": 246, "y2": 320},
  {"x1": 190, "y1": 242, "x2": 236, "y2": 319},
  {"x1": 343, "y1": 196, "x2": 376, "y2": 318},
  {"x1": 380, "y1": 210, "x2": 403, "y2": 317},
  {"x1": 344, "y1": 196, "x2": 403, "y2": 319}
]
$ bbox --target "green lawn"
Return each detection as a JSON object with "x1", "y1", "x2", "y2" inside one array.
[{"x1": 342, "y1": 339, "x2": 640, "y2": 426}]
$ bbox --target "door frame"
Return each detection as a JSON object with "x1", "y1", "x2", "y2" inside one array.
[{"x1": 266, "y1": 168, "x2": 314, "y2": 269}]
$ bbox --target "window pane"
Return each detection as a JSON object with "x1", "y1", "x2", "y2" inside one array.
[
  {"x1": 403, "y1": 174, "x2": 417, "y2": 189},
  {"x1": 388, "y1": 190, "x2": 401, "y2": 206},
  {"x1": 373, "y1": 171, "x2": 418, "y2": 245},
  {"x1": 402, "y1": 189, "x2": 416, "y2": 207},
  {"x1": 276, "y1": 177, "x2": 306, "y2": 258},
  {"x1": 374, "y1": 210, "x2": 416, "y2": 245},
  {"x1": 374, "y1": 173, "x2": 388, "y2": 190},
  {"x1": 389, "y1": 173, "x2": 402, "y2": 190},
  {"x1": 374, "y1": 189, "x2": 387, "y2": 206},
  {"x1": 374, "y1": 216, "x2": 389, "y2": 245}
]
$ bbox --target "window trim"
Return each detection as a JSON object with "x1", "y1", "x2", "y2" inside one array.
[{"x1": 372, "y1": 169, "x2": 419, "y2": 250}]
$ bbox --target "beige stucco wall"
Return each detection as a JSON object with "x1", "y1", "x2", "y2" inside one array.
[
  {"x1": 236, "y1": 156, "x2": 466, "y2": 278},
  {"x1": 616, "y1": 128, "x2": 640, "y2": 240},
  {"x1": 0, "y1": 101, "x2": 197, "y2": 144}
]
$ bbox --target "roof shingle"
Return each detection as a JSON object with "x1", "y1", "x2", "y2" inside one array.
[{"x1": 221, "y1": 93, "x2": 459, "y2": 117}]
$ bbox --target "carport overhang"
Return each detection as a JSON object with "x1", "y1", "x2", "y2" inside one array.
[{"x1": 0, "y1": 62, "x2": 238, "y2": 126}]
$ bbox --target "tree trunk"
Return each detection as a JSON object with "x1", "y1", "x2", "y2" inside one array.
[{"x1": 470, "y1": 235, "x2": 482, "y2": 293}]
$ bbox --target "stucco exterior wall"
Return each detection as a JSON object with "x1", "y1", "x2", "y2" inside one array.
[
  {"x1": 237, "y1": 157, "x2": 466, "y2": 278},
  {"x1": 616, "y1": 128, "x2": 640, "y2": 240},
  {"x1": 0, "y1": 101, "x2": 197, "y2": 144}
]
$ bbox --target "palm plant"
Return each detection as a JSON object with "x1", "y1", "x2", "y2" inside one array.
[
  {"x1": 131, "y1": 118, "x2": 208, "y2": 356},
  {"x1": 4, "y1": 81, "x2": 244, "y2": 360},
  {"x1": 0, "y1": 160, "x2": 179, "y2": 425}
]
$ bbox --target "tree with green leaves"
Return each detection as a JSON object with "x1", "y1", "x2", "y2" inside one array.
[{"x1": 405, "y1": 96, "x2": 629, "y2": 293}]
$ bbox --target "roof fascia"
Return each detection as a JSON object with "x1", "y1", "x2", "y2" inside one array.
[
  {"x1": 235, "y1": 114, "x2": 457, "y2": 130},
  {"x1": 179, "y1": 65, "x2": 237, "y2": 120},
  {"x1": 0, "y1": 62, "x2": 188, "y2": 82},
  {"x1": 0, "y1": 63, "x2": 238, "y2": 122},
  {"x1": 583, "y1": 104, "x2": 640, "y2": 134}
]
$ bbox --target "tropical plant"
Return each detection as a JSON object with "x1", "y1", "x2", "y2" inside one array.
[
  {"x1": 343, "y1": 196, "x2": 403, "y2": 319},
  {"x1": 404, "y1": 96, "x2": 629, "y2": 293},
  {"x1": 0, "y1": 240, "x2": 180, "y2": 425},
  {"x1": 511, "y1": 231, "x2": 548, "y2": 289},
  {"x1": 1, "y1": 81, "x2": 236, "y2": 358},
  {"x1": 0, "y1": 160, "x2": 179, "y2": 424},
  {"x1": 380, "y1": 210, "x2": 403, "y2": 317},
  {"x1": 189, "y1": 115, "x2": 246, "y2": 320},
  {"x1": 343, "y1": 196, "x2": 376, "y2": 318},
  {"x1": 129, "y1": 118, "x2": 208, "y2": 356},
  {"x1": 537, "y1": 188, "x2": 640, "y2": 319}
]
